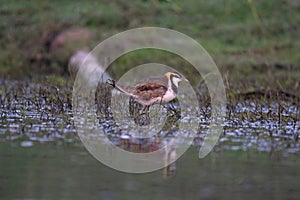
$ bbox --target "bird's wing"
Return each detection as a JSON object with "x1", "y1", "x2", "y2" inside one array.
[
  {"x1": 134, "y1": 81, "x2": 168, "y2": 101},
  {"x1": 134, "y1": 76, "x2": 168, "y2": 90}
]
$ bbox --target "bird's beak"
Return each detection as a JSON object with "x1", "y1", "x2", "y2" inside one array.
[{"x1": 182, "y1": 77, "x2": 189, "y2": 82}]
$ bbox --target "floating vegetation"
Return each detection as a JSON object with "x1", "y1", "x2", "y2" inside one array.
[
  {"x1": 0, "y1": 79, "x2": 299, "y2": 156},
  {"x1": 196, "y1": 90, "x2": 300, "y2": 155},
  {"x1": 0, "y1": 80, "x2": 76, "y2": 145}
]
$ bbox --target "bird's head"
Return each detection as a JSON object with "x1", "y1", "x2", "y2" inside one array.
[{"x1": 165, "y1": 72, "x2": 188, "y2": 87}]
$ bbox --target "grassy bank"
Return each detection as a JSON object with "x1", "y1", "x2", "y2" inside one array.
[{"x1": 0, "y1": 0, "x2": 299, "y2": 94}]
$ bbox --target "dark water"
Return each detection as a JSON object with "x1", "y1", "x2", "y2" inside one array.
[
  {"x1": 0, "y1": 142, "x2": 299, "y2": 200},
  {"x1": 0, "y1": 80, "x2": 299, "y2": 199}
]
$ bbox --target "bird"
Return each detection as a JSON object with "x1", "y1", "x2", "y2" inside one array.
[{"x1": 107, "y1": 71, "x2": 188, "y2": 113}]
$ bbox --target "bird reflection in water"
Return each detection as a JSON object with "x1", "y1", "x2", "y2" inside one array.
[{"x1": 96, "y1": 83, "x2": 181, "y2": 178}]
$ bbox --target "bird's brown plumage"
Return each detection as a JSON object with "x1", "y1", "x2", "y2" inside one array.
[
  {"x1": 134, "y1": 83, "x2": 167, "y2": 102},
  {"x1": 117, "y1": 76, "x2": 169, "y2": 102}
]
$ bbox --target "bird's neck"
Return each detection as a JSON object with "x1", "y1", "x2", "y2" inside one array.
[{"x1": 168, "y1": 79, "x2": 178, "y2": 94}]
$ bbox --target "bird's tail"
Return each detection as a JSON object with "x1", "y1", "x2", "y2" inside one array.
[
  {"x1": 106, "y1": 79, "x2": 133, "y2": 96},
  {"x1": 106, "y1": 79, "x2": 116, "y2": 88}
]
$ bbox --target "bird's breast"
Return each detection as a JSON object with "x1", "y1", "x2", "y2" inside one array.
[{"x1": 161, "y1": 89, "x2": 176, "y2": 103}]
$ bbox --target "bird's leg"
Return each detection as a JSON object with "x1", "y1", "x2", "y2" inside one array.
[
  {"x1": 133, "y1": 106, "x2": 149, "y2": 126},
  {"x1": 140, "y1": 105, "x2": 149, "y2": 114},
  {"x1": 158, "y1": 96, "x2": 164, "y2": 112},
  {"x1": 133, "y1": 105, "x2": 151, "y2": 126}
]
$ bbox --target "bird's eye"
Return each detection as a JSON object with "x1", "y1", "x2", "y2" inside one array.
[{"x1": 175, "y1": 74, "x2": 181, "y2": 78}]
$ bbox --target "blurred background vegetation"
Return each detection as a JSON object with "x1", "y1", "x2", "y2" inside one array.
[
  {"x1": 0, "y1": 0, "x2": 299, "y2": 93},
  {"x1": 0, "y1": 2, "x2": 299, "y2": 198}
]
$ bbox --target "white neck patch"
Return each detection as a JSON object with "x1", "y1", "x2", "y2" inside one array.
[{"x1": 171, "y1": 77, "x2": 181, "y2": 87}]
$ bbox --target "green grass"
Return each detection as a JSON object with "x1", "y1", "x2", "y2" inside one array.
[{"x1": 0, "y1": 0, "x2": 299, "y2": 93}]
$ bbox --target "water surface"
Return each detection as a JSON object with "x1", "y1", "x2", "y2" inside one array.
[
  {"x1": 0, "y1": 80, "x2": 299, "y2": 199},
  {"x1": 0, "y1": 142, "x2": 299, "y2": 200}
]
